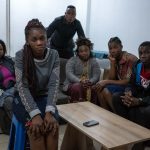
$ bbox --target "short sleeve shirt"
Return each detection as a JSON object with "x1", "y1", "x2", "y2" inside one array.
[{"x1": 117, "y1": 51, "x2": 138, "y2": 80}]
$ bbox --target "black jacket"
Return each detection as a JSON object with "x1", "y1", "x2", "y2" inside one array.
[{"x1": 130, "y1": 60, "x2": 150, "y2": 105}]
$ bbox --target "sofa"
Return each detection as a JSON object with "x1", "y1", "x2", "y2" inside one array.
[{"x1": 96, "y1": 58, "x2": 110, "y2": 80}]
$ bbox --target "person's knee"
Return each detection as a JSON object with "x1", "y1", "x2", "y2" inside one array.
[
  {"x1": 3, "y1": 96, "x2": 13, "y2": 110},
  {"x1": 112, "y1": 93, "x2": 123, "y2": 111},
  {"x1": 71, "y1": 83, "x2": 82, "y2": 93},
  {"x1": 27, "y1": 128, "x2": 44, "y2": 141},
  {"x1": 53, "y1": 127, "x2": 59, "y2": 138},
  {"x1": 112, "y1": 93, "x2": 122, "y2": 104},
  {"x1": 140, "y1": 106, "x2": 150, "y2": 118},
  {"x1": 3, "y1": 96, "x2": 13, "y2": 118}
]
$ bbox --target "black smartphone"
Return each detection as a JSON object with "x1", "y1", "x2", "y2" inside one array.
[{"x1": 83, "y1": 120, "x2": 99, "y2": 127}]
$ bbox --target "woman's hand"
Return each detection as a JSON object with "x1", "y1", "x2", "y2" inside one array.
[
  {"x1": 29, "y1": 114, "x2": 43, "y2": 138},
  {"x1": 44, "y1": 112, "x2": 59, "y2": 136},
  {"x1": 108, "y1": 55, "x2": 116, "y2": 64},
  {"x1": 80, "y1": 80, "x2": 92, "y2": 88},
  {"x1": 94, "y1": 80, "x2": 108, "y2": 92}
]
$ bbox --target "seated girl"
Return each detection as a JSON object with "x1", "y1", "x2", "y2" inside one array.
[
  {"x1": 94, "y1": 37, "x2": 137, "y2": 111},
  {"x1": 0, "y1": 39, "x2": 15, "y2": 134},
  {"x1": 13, "y1": 19, "x2": 59, "y2": 150}
]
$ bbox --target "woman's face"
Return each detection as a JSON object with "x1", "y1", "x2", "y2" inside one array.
[
  {"x1": 78, "y1": 45, "x2": 90, "y2": 61},
  {"x1": 0, "y1": 44, "x2": 4, "y2": 58},
  {"x1": 108, "y1": 42, "x2": 122, "y2": 59},
  {"x1": 27, "y1": 28, "x2": 47, "y2": 59}
]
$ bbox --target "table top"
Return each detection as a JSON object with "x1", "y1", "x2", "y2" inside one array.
[{"x1": 57, "y1": 102, "x2": 150, "y2": 149}]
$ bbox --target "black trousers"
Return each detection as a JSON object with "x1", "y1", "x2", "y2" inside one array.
[
  {"x1": 112, "y1": 93, "x2": 150, "y2": 129},
  {"x1": 0, "y1": 107, "x2": 11, "y2": 134},
  {"x1": 49, "y1": 40, "x2": 74, "y2": 59}
]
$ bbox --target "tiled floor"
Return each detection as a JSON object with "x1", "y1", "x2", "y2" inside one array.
[
  {"x1": 0, "y1": 134, "x2": 9, "y2": 150},
  {"x1": 0, "y1": 125, "x2": 150, "y2": 150},
  {"x1": 0, "y1": 125, "x2": 101, "y2": 150}
]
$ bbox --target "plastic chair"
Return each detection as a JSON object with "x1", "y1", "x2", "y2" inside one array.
[{"x1": 8, "y1": 115, "x2": 26, "y2": 150}]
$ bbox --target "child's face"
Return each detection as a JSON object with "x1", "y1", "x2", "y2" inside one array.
[
  {"x1": 139, "y1": 46, "x2": 150, "y2": 65},
  {"x1": 0, "y1": 44, "x2": 4, "y2": 58},
  {"x1": 108, "y1": 42, "x2": 122, "y2": 59}
]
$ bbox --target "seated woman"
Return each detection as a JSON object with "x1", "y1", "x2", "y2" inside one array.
[
  {"x1": 94, "y1": 37, "x2": 137, "y2": 111},
  {"x1": 63, "y1": 37, "x2": 100, "y2": 103},
  {"x1": 13, "y1": 19, "x2": 59, "y2": 150},
  {"x1": 0, "y1": 39, "x2": 15, "y2": 134}
]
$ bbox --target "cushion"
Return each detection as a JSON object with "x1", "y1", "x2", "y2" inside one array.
[
  {"x1": 96, "y1": 58, "x2": 110, "y2": 80},
  {"x1": 96, "y1": 58, "x2": 110, "y2": 69}
]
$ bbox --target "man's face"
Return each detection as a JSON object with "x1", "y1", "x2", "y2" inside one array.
[
  {"x1": 65, "y1": 8, "x2": 76, "y2": 23},
  {"x1": 108, "y1": 42, "x2": 122, "y2": 59},
  {"x1": 78, "y1": 45, "x2": 90, "y2": 61},
  {"x1": 139, "y1": 46, "x2": 150, "y2": 65},
  {"x1": 27, "y1": 28, "x2": 47, "y2": 59}
]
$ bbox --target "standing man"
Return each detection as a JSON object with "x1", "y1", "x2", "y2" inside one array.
[{"x1": 47, "y1": 5, "x2": 85, "y2": 59}]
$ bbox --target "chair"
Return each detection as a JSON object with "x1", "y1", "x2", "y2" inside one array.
[{"x1": 8, "y1": 115, "x2": 26, "y2": 150}]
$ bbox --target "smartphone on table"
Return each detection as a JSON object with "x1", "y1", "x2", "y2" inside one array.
[{"x1": 83, "y1": 120, "x2": 99, "y2": 127}]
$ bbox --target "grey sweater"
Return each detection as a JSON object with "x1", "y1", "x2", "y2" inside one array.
[
  {"x1": 63, "y1": 56, "x2": 100, "y2": 91},
  {"x1": 15, "y1": 48, "x2": 60, "y2": 118}
]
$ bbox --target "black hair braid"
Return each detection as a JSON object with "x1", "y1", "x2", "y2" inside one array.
[
  {"x1": 23, "y1": 44, "x2": 37, "y2": 97},
  {"x1": 108, "y1": 37, "x2": 122, "y2": 46},
  {"x1": 23, "y1": 19, "x2": 45, "y2": 97}
]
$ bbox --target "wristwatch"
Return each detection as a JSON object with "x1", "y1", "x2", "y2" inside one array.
[{"x1": 138, "y1": 98, "x2": 143, "y2": 104}]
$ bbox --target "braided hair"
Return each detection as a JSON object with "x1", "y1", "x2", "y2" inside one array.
[
  {"x1": 108, "y1": 37, "x2": 122, "y2": 47},
  {"x1": 75, "y1": 37, "x2": 93, "y2": 57},
  {"x1": 23, "y1": 19, "x2": 46, "y2": 96}
]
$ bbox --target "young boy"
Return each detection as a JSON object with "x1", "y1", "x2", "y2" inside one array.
[{"x1": 113, "y1": 41, "x2": 150, "y2": 149}]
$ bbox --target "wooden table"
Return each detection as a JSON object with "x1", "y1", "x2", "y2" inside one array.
[{"x1": 57, "y1": 102, "x2": 150, "y2": 149}]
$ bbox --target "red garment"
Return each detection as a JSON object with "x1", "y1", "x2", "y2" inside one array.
[
  {"x1": 67, "y1": 83, "x2": 97, "y2": 103},
  {"x1": 140, "y1": 65, "x2": 150, "y2": 88},
  {"x1": 117, "y1": 51, "x2": 137, "y2": 80}
]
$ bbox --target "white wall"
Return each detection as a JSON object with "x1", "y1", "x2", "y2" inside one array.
[
  {"x1": 89, "y1": 0, "x2": 150, "y2": 57},
  {"x1": 10, "y1": 0, "x2": 87, "y2": 56},
  {"x1": 1, "y1": 0, "x2": 150, "y2": 57},
  {"x1": 0, "y1": 0, "x2": 6, "y2": 43}
]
